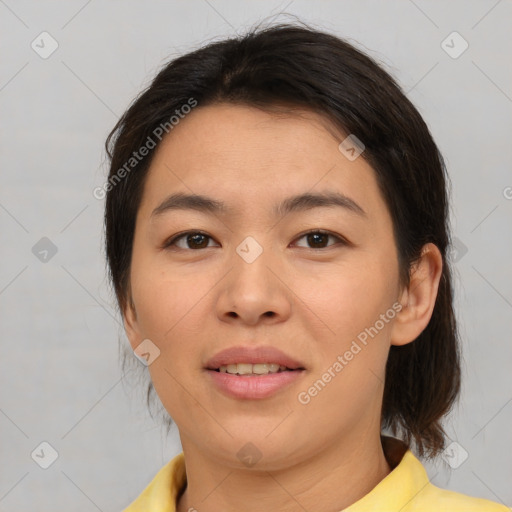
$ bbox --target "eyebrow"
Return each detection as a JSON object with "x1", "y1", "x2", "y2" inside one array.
[{"x1": 150, "y1": 191, "x2": 367, "y2": 220}]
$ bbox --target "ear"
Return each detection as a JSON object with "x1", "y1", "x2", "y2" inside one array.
[
  {"x1": 391, "y1": 243, "x2": 443, "y2": 346},
  {"x1": 122, "y1": 295, "x2": 141, "y2": 352}
]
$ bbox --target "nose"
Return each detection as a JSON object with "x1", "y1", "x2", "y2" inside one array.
[{"x1": 216, "y1": 244, "x2": 292, "y2": 326}]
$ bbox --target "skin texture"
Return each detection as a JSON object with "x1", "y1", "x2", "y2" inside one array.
[{"x1": 123, "y1": 104, "x2": 443, "y2": 512}]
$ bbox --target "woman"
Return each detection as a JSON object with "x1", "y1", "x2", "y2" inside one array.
[{"x1": 102, "y1": 22, "x2": 508, "y2": 512}]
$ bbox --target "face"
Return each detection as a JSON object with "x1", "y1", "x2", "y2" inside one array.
[{"x1": 124, "y1": 103, "x2": 404, "y2": 470}]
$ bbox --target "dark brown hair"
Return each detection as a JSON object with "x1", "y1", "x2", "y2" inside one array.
[{"x1": 104, "y1": 20, "x2": 461, "y2": 460}]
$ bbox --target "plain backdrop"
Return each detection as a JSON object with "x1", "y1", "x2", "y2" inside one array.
[{"x1": 1, "y1": 1, "x2": 511, "y2": 510}]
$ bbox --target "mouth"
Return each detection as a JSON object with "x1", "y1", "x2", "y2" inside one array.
[
  {"x1": 205, "y1": 345, "x2": 305, "y2": 371},
  {"x1": 211, "y1": 363, "x2": 304, "y2": 376},
  {"x1": 204, "y1": 346, "x2": 306, "y2": 399},
  {"x1": 206, "y1": 366, "x2": 306, "y2": 400}
]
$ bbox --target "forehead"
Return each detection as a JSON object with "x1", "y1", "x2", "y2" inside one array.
[{"x1": 138, "y1": 103, "x2": 385, "y2": 221}]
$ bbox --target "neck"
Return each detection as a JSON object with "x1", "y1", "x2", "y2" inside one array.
[{"x1": 176, "y1": 432, "x2": 393, "y2": 512}]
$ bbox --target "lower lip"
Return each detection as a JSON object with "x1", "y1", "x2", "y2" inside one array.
[{"x1": 206, "y1": 369, "x2": 305, "y2": 399}]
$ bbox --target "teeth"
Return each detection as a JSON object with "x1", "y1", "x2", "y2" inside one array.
[{"x1": 218, "y1": 363, "x2": 289, "y2": 375}]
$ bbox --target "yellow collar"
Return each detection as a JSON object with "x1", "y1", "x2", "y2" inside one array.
[{"x1": 123, "y1": 436, "x2": 507, "y2": 511}]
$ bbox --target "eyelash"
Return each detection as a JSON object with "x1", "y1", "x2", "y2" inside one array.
[{"x1": 162, "y1": 229, "x2": 348, "y2": 251}]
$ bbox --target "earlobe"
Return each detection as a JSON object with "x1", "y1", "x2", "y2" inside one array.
[{"x1": 390, "y1": 243, "x2": 443, "y2": 347}]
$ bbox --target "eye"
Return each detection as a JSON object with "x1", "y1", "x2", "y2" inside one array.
[
  {"x1": 163, "y1": 229, "x2": 347, "y2": 251},
  {"x1": 293, "y1": 229, "x2": 347, "y2": 249},
  {"x1": 163, "y1": 231, "x2": 218, "y2": 250}
]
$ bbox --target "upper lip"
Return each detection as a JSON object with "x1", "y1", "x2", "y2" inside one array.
[{"x1": 205, "y1": 345, "x2": 305, "y2": 370}]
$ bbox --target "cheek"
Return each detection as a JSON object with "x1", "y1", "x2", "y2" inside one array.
[
  {"x1": 131, "y1": 241, "x2": 188, "y2": 328},
  {"x1": 131, "y1": 263, "x2": 212, "y2": 419},
  {"x1": 130, "y1": 252, "x2": 220, "y2": 376},
  {"x1": 294, "y1": 255, "x2": 398, "y2": 346},
  {"x1": 132, "y1": 270, "x2": 203, "y2": 341},
  {"x1": 294, "y1": 263, "x2": 395, "y2": 428},
  {"x1": 291, "y1": 255, "x2": 397, "y2": 416}
]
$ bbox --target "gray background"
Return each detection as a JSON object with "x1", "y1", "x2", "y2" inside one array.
[{"x1": 1, "y1": 1, "x2": 511, "y2": 510}]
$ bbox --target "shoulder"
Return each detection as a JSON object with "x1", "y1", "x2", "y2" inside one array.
[
  {"x1": 397, "y1": 448, "x2": 509, "y2": 511},
  {"x1": 419, "y1": 483, "x2": 509, "y2": 511},
  {"x1": 362, "y1": 438, "x2": 510, "y2": 512},
  {"x1": 122, "y1": 452, "x2": 186, "y2": 512}
]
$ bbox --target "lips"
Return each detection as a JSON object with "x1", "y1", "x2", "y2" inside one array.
[{"x1": 205, "y1": 345, "x2": 305, "y2": 371}]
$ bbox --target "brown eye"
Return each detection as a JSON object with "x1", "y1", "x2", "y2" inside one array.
[
  {"x1": 294, "y1": 230, "x2": 346, "y2": 249},
  {"x1": 164, "y1": 231, "x2": 217, "y2": 250},
  {"x1": 163, "y1": 229, "x2": 346, "y2": 251}
]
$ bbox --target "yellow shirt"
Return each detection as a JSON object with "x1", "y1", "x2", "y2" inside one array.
[{"x1": 123, "y1": 436, "x2": 509, "y2": 511}]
